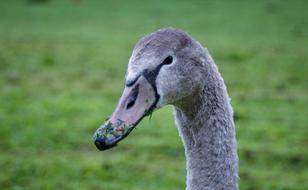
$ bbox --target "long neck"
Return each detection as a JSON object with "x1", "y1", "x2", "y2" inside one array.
[{"x1": 173, "y1": 61, "x2": 238, "y2": 190}]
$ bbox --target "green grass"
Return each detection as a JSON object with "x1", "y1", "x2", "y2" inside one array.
[{"x1": 0, "y1": 0, "x2": 307, "y2": 189}]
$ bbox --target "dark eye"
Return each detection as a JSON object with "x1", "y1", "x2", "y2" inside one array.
[{"x1": 162, "y1": 56, "x2": 173, "y2": 65}]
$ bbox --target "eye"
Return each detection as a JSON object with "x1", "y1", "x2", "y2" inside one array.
[{"x1": 162, "y1": 56, "x2": 173, "y2": 65}]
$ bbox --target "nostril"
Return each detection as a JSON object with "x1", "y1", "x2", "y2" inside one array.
[
  {"x1": 126, "y1": 96, "x2": 136, "y2": 109},
  {"x1": 126, "y1": 84, "x2": 139, "y2": 110}
]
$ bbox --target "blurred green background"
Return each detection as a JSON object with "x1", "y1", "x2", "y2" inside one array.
[{"x1": 0, "y1": 0, "x2": 307, "y2": 189}]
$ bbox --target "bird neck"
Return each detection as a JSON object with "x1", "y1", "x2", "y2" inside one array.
[{"x1": 173, "y1": 63, "x2": 238, "y2": 190}]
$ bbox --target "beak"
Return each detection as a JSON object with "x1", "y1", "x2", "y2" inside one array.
[{"x1": 93, "y1": 75, "x2": 158, "y2": 151}]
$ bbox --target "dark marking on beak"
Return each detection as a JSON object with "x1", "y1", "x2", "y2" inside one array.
[{"x1": 125, "y1": 74, "x2": 141, "y2": 87}]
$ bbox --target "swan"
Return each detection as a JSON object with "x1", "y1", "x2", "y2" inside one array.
[{"x1": 93, "y1": 28, "x2": 239, "y2": 190}]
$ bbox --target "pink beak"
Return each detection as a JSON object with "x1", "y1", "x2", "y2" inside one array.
[{"x1": 93, "y1": 75, "x2": 158, "y2": 150}]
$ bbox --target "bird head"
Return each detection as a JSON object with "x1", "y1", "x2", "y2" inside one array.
[{"x1": 93, "y1": 28, "x2": 206, "y2": 150}]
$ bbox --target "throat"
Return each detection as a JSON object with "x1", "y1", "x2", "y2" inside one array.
[{"x1": 173, "y1": 84, "x2": 238, "y2": 190}]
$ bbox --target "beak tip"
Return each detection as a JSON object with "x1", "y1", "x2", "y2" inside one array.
[{"x1": 93, "y1": 137, "x2": 117, "y2": 151}]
